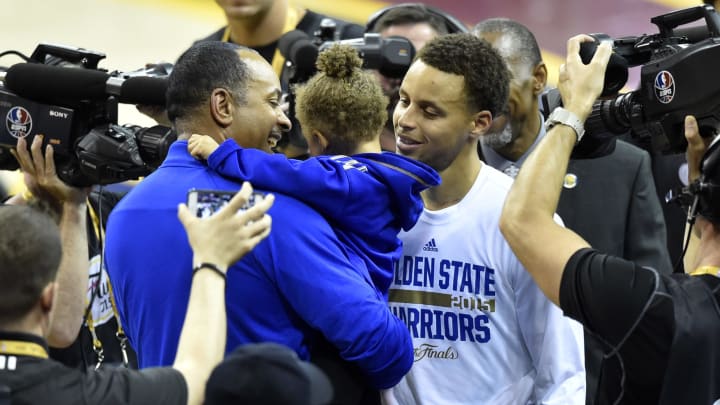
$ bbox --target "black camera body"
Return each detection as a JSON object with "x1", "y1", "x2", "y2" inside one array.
[
  {"x1": 0, "y1": 43, "x2": 175, "y2": 186},
  {"x1": 543, "y1": 5, "x2": 720, "y2": 154},
  {"x1": 278, "y1": 19, "x2": 415, "y2": 85},
  {"x1": 274, "y1": 20, "x2": 414, "y2": 153}
]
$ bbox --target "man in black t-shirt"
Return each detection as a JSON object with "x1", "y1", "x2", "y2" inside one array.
[
  {"x1": 1, "y1": 137, "x2": 274, "y2": 404},
  {"x1": 499, "y1": 35, "x2": 720, "y2": 404}
]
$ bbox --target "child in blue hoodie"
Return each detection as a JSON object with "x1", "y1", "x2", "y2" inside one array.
[{"x1": 188, "y1": 44, "x2": 440, "y2": 298}]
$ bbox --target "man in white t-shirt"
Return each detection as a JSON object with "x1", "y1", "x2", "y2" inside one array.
[{"x1": 386, "y1": 33, "x2": 586, "y2": 404}]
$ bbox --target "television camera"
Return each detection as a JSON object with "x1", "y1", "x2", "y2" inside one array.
[
  {"x1": 270, "y1": 19, "x2": 414, "y2": 153},
  {"x1": 277, "y1": 18, "x2": 415, "y2": 85},
  {"x1": 0, "y1": 43, "x2": 175, "y2": 186},
  {"x1": 542, "y1": 5, "x2": 720, "y2": 154}
]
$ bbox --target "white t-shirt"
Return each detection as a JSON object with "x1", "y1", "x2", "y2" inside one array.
[{"x1": 387, "y1": 164, "x2": 585, "y2": 405}]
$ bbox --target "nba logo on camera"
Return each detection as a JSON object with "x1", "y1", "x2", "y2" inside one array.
[
  {"x1": 654, "y1": 70, "x2": 675, "y2": 104},
  {"x1": 6, "y1": 106, "x2": 32, "y2": 138}
]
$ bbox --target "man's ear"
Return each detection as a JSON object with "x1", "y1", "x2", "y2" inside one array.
[
  {"x1": 40, "y1": 282, "x2": 55, "y2": 315},
  {"x1": 532, "y1": 62, "x2": 548, "y2": 96},
  {"x1": 209, "y1": 88, "x2": 235, "y2": 127},
  {"x1": 469, "y1": 110, "x2": 493, "y2": 141}
]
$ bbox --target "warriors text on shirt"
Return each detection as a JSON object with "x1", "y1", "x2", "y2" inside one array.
[{"x1": 390, "y1": 255, "x2": 497, "y2": 345}]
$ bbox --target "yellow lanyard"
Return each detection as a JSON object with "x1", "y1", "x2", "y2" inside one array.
[
  {"x1": 221, "y1": 5, "x2": 302, "y2": 77},
  {"x1": 86, "y1": 202, "x2": 129, "y2": 370},
  {"x1": 689, "y1": 266, "x2": 720, "y2": 278},
  {"x1": 0, "y1": 340, "x2": 48, "y2": 359}
]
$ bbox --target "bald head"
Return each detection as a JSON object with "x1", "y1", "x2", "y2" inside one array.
[{"x1": 472, "y1": 18, "x2": 542, "y2": 80}]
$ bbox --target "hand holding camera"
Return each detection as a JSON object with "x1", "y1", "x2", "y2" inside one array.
[
  {"x1": 12, "y1": 134, "x2": 88, "y2": 207},
  {"x1": 543, "y1": 5, "x2": 720, "y2": 155},
  {"x1": 558, "y1": 35, "x2": 612, "y2": 122}
]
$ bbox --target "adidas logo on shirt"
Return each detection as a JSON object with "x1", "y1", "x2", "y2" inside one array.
[{"x1": 422, "y1": 238, "x2": 438, "y2": 252}]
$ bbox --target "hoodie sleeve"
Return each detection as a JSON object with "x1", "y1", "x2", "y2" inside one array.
[
  {"x1": 265, "y1": 203, "x2": 414, "y2": 388},
  {"x1": 207, "y1": 139, "x2": 357, "y2": 220}
]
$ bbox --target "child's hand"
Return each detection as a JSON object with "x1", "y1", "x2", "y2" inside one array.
[{"x1": 188, "y1": 134, "x2": 219, "y2": 160}]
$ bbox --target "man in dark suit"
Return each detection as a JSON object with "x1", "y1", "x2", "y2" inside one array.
[
  {"x1": 472, "y1": 18, "x2": 671, "y2": 273},
  {"x1": 472, "y1": 18, "x2": 672, "y2": 404}
]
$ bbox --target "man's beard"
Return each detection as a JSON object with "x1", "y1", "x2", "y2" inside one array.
[{"x1": 482, "y1": 122, "x2": 515, "y2": 149}]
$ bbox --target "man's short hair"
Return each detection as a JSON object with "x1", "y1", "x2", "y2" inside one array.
[
  {"x1": 472, "y1": 18, "x2": 542, "y2": 75},
  {"x1": 166, "y1": 41, "x2": 251, "y2": 123},
  {"x1": 417, "y1": 33, "x2": 509, "y2": 117},
  {"x1": 0, "y1": 205, "x2": 61, "y2": 324},
  {"x1": 368, "y1": 4, "x2": 451, "y2": 35}
]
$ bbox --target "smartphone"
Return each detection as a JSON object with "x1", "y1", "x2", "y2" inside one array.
[{"x1": 186, "y1": 189, "x2": 263, "y2": 218}]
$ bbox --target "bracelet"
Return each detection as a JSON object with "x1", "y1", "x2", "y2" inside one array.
[{"x1": 192, "y1": 263, "x2": 227, "y2": 280}]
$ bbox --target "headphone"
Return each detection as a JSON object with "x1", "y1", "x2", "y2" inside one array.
[
  {"x1": 666, "y1": 135, "x2": 720, "y2": 272},
  {"x1": 693, "y1": 135, "x2": 720, "y2": 223},
  {"x1": 672, "y1": 135, "x2": 720, "y2": 225},
  {"x1": 365, "y1": 3, "x2": 468, "y2": 35}
]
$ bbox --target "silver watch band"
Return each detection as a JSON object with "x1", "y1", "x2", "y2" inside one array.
[{"x1": 545, "y1": 107, "x2": 585, "y2": 143}]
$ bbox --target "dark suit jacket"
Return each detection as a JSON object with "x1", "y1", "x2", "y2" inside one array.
[{"x1": 557, "y1": 140, "x2": 672, "y2": 274}]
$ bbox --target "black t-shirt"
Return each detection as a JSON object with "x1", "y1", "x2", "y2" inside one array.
[
  {"x1": 560, "y1": 248, "x2": 720, "y2": 404},
  {"x1": 560, "y1": 248, "x2": 673, "y2": 404},
  {"x1": 0, "y1": 332, "x2": 186, "y2": 405}
]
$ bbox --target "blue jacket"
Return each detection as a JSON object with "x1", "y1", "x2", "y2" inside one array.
[
  {"x1": 208, "y1": 139, "x2": 441, "y2": 296},
  {"x1": 104, "y1": 141, "x2": 413, "y2": 389}
]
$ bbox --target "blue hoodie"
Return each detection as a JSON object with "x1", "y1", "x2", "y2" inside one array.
[
  {"x1": 207, "y1": 139, "x2": 441, "y2": 297},
  {"x1": 105, "y1": 141, "x2": 414, "y2": 389}
]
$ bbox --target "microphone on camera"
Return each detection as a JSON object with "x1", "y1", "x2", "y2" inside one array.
[
  {"x1": 3, "y1": 63, "x2": 167, "y2": 105},
  {"x1": 278, "y1": 30, "x2": 319, "y2": 73},
  {"x1": 672, "y1": 25, "x2": 711, "y2": 43},
  {"x1": 106, "y1": 75, "x2": 167, "y2": 105}
]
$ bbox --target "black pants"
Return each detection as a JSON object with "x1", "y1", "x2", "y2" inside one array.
[{"x1": 311, "y1": 338, "x2": 381, "y2": 405}]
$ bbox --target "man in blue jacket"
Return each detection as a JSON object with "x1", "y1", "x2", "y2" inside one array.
[
  {"x1": 104, "y1": 41, "x2": 413, "y2": 391},
  {"x1": 187, "y1": 44, "x2": 440, "y2": 299}
]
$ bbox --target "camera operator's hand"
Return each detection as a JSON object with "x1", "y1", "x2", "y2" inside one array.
[
  {"x1": 11, "y1": 134, "x2": 91, "y2": 349},
  {"x1": 11, "y1": 135, "x2": 88, "y2": 206},
  {"x1": 684, "y1": 115, "x2": 712, "y2": 184},
  {"x1": 558, "y1": 35, "x2": 612, "y2": 120},
  {"x1": 177, "y1": 182, "x2": 274, "y2": 271}
]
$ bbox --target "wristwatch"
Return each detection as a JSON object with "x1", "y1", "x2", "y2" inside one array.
[{"x1": 545, "y1": 107, "x2": 585, "y2": 144}]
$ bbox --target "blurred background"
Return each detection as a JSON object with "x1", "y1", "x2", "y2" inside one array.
[{"x1": 0, "y1": 0, "x2": 704, "y2": 192}]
